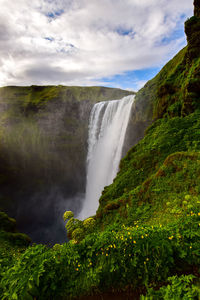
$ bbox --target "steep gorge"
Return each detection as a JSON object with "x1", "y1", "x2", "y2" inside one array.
[{"x1": 0, "y1": 86, "x2": 136, "y2": 243}]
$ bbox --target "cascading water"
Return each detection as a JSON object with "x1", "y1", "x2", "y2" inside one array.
[{"x1": 79, "y1": 95, "x2": 134, "y2": 219}]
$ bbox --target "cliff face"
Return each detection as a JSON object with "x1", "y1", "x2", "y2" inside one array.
[
  {"x1": 194, "y1": 0, "x2": 200, "y2": 17},
  {"x1": 0, "y1": 85, "x2": 133, "y2": 243},
  {"x1": 96, "y1": 8, "x2": 200, "y2": 228}
]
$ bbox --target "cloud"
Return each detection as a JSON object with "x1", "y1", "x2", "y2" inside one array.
[{"x1": 0, "y1": 0, "x2": 193, "y2": 88}]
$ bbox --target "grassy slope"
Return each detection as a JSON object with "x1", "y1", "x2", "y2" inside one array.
[{"x1": 96, "y1": 15, "x2": 200, "y2": 228}]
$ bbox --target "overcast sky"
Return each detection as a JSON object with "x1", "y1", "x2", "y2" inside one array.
[{"x1": 0, "y1": 0, "x2": 193, "y2": 90}]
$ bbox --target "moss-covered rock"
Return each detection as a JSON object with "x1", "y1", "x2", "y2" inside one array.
[
  {"x1": 0, "y1": 211, "x2": 31, "y2": 247},
  {"x1": 194, "y1": 0, "x2": 200, "y2": 18},
  {"x1": 0, "y1": 211, "x2": 16, "y2": 232}
]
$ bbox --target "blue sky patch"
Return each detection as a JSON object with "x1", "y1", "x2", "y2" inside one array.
[
  {"x1": 44, "y1": 37, "x2": 54, "y2": 42},
  {"x1": 116, "y1": 27, "x2": 134, "y2": 37},
  {"x1": 46, "y1": 9, "x2": 64, "y2": 19},
  {"x1": 101, "y1": 67, "x2": 161, "y2": 91}
]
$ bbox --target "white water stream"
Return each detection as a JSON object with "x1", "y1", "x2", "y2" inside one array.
[{"x1": 79, "y1": 95, "x2": 134, "y2": 219}]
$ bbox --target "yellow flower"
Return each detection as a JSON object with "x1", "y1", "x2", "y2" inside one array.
[
  {"x1": 146, "y1": 258, "x2": 149, "y2": 261},
  {"x1": 198, "y1": 212, "x2": 200, "y2": 216},
  {"x1": 141, "y1": 235, "x2": 144, "y2": 239},
  {"x1": 106, "y1": 253, "x2": 108, "y2": 256},
  {"x1": 133, "y1": 240, "x2": 136, "y2": 244},
  {"x1": 189, "y1": 246, "x2": 192, "y2": 249}
]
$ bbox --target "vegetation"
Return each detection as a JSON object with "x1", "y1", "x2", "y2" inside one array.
[
  {"x1": 63, "y1": 211, "x2": 96, "y2": 243},
  {"x1": 0, "y1": 211, "x2": 199, "y2": 299}
]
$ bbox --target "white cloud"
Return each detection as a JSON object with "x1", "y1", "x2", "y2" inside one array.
[{"x1": 0, "y1": 0, "x2": 193, "y2": 88}]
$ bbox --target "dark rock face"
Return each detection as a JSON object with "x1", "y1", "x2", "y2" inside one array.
[
  {"x1": 194, "y1": 0, "x2": 200, "y2": 17},
  {"x1": 0, "y1": 211, "x2": 31, "y2": 246},
  {"x1": 185, "y1": 15, "x2": 200, "y2": 60}
]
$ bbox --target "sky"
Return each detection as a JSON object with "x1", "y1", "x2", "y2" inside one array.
[{"x1": 0, "y1": 0, "x2": 193, "y2": 91}]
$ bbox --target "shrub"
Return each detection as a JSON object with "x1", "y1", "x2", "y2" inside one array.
[
  {"x1": 63, "y1": 211, "x2": 74, "y2": 222},
  {"x1": 72, "y1": 228, "x2": 85, "y2": 242},
  {"x1": 141, "y1": 275, "x2": 200, "y2": 299},
  {"x1": 65, "y1": 217, "x2": 83, "y2": 239},
  {"x1": 83, "y1": 217, "x2": 96, "y2": 231}
]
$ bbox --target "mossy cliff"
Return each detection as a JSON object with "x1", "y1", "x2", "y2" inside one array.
[
  {"x1": 96, "y1": 8, "x2": 200, "y2": 228},
  {"x1": 0, "y1": 86, "x2": 132, "y2": 243}
]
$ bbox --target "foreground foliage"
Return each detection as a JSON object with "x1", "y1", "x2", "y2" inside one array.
[
  {"x1": 0, "y1": 211, "x2": 199, "y2": 299},
  {"x1": 141, "y1": 275, "x2": 200, "y2": 300}
]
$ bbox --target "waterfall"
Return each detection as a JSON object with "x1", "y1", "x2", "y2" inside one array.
[{"x1": 79, "y1": 95, "x2": 134, "y2": 219}]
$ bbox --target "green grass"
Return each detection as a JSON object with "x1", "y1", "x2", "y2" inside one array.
[{"x1": 96, "y1": 111, "x2": 200, "y2": 226}]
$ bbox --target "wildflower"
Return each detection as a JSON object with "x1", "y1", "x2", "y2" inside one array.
[
  {"x1": 106, "y1": 253, "x2": 108, "y2": 256},
  {"x1": 133, "y1": 240, "x2": 136, "y2": 244},
  {"x1": 146, "y1": 258, "x2": 149, "y2": 261},
  {"x1": 168, "y1": 236, "x2": 173, "y2": 240},
  {"x1": 144, "y1": 261, "x2": 146, "y2": 264},
  {"x1": 198, "y1": 212, "x2": 200, "y2": 216},
  {"x1": 189, "y1": 246, "x2": 192, "y2": 249},
  {"x1": 141, "y1": 235, "x2": 144, "y2": 239}
]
